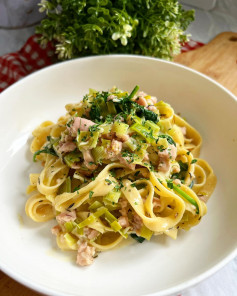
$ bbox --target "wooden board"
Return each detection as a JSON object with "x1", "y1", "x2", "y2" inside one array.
[
  {"x1": 1, "y1": 31, "x2": 237, "y2": 296},
  {"x1": 174, "y1": 32, "x2": 237, "y2": 97},
  {"x1": 0, "y1": 271, "x2": 41, "y2": 296}
]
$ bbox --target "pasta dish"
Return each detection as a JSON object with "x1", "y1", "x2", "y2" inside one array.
[{"x1": 26, "y1": 86, "x2": 216, "y2": 266}]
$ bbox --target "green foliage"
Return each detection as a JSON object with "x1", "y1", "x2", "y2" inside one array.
[
  {"x1": 88, "y1": 86, "x2": 159, "y2": 123},
  {"x1": 36, "y1": 0, "x2": 194, "y2": 60}
]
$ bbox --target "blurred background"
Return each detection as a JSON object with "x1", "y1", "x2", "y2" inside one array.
[{"x1": 0, "y1": 0, "x2": 237, "y2": 55}]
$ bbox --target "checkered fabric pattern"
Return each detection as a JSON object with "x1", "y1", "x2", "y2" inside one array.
[
  {"x1": 181, "y1": 40, "x2": 204, "y2": 52},
  {"x1": 0, "y1": 36, "x2": 204, "y2": 93},
  {"x1": 0, "y1": 35, "x2": 55, "y2": 92}
]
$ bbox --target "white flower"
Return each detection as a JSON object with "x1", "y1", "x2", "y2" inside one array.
[
  {"x1": 123, "y1": 24, "x2": 132, "y2": 33},
  {"x1": 111, "y1": 23, "x2": 133, "y2": 46},
  {"x1": 121, "y1": 36, "x2": 128, "y2": 46},
  {"x1": 38, "y1": 0, "x2": 48, "y2": 13},
  {"x1": 55, "y1": 42, "x2": 72, "y2": 59},
  {"x1": 112, "y1": 32, "x2": 121, "y2": 41}
]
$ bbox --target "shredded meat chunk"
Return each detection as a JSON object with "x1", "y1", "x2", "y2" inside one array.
[
  {"x1": 58, "y1": 141, "x2": 77, "y2": 153},
  {"x1": 173, "y1": 179, "x2": 182, "y2": 185},
  {"x1": 82, "y1": 149, "x2": 97, "y2": 170},
  {"x1": 117, "y1": 134, "x2": 129, "y2": 142},
  {"x1": 134, "y1": 96, "x2": 148, "y2": 107},
  {"x1": 147, "y1": 105, "x2": 156, "y2": 112},
  {"x1": 118, "y1": 216, "x2": 129, "y2": 228},
  {"x1": 69, "y1": 117, "x2": 95, "y2": 136},
  {"x1": 158, "y1": 144, "x2": 177, "y2": 173},
  {"x1": 51, "y1": 225, "x2": 61, "y2": 236},
  {"x1": 76, "y1": 241, "x2": 96, "y2": 266},
  {"x1": 111, "y1": 139, "x2": 123, "y2": 155},
  {"x1": 84, "y1": 227, "x2": 100, "y2": 240},
  {"x1": 119, "y1": 198, "x2": 128, "y2": 216},
  {"x1": 172, "y1": 164, "x2": 180, "y2": 174},
  {"x1": 106, "y1": 139, "x2": 123, "y2": 160},
  {"x1": 118, "y1": 155, "x2": 136, "y2": 170},
  {"x1": 56, "y1": 210, "x2": 76, "y2": 224},
  {"x1": 132, "y1": 213, "x2": 143, "y2": 233},
  {"x1": 57, "y1": 134, "x2": 77, "y2": 154}
]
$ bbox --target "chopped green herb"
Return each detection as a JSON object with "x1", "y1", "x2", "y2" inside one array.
[
  {"x1": 127, "y1": 85, "x2": 139, "y2": 100},
  {"x1": 105, "y1": 179, "x2": 112, "y2": 185},
  {"x1": 134, "y1": 171, "x2": 140, "y2": 177},
  {"x1": 33, "y1": 146, "x2": 57, "y2": 162},
  {"x1": 172, "y1": 160, "x2": 188, "y2": 181},
  {"x1": 113, "y1": 185, "x2": 119, "y2": 191},
  {"x1": 178, "y1": 160, "x2": 188, "y2": 171},
  {"x1": 110, "y1": 170, "x2": 116, "y2": 178},
  {"x1": 89, "y1": 124, "x2": 100, "y2": 133},
  {"x1": 167, "y1": 179, "x2": 174, "y2": 189},
  {"x1": 136, "y1": 183, "x2": 146, "y2": 190},
  {"x1": 157, "y1": 145, "x2": 165, "y2": 151},
  {"x1": 73, "y1": 185, "x2": 81, "y2": 192},
  {"x1": 130, "y1": 233, "x2": 145, "y2": 243},
  {"x1": 166, "y1": 180, "x2": 199, "y2": 214},
  {"x1": 159, "y1": 135, "x2": 176, "y2": 146}
]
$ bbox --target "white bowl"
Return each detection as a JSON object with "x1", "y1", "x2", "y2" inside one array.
[{"x1": 0, "y1": 55, "x2": 236, "y2": 296}]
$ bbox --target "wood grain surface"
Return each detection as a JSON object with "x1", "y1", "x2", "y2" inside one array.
[
  {"x1": 1, "y1": 31, "x2": 236, "y2": 296},
  {"x1": 174, "y1": 32, "x2": 237, "y2": 96},
  {"x1": 0, "y1": 271, "x2": 41, "y2": 296}
]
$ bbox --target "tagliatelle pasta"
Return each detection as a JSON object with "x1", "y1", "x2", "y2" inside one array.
[{"x1": 26, "y1": 86, "x2": 216, "y2": 266}]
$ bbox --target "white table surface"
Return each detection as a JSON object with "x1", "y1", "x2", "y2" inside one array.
[{"x1": 0, "y1": 0, "x2": 236, "y2": 295}]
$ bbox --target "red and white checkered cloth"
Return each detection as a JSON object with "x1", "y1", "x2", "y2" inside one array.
[
  {"x1": 0, "y1": 36, "x2": 204, "y2": 93},
  {"x1": 0, "y1": 35, "x2": 55, "y2": 92},
  {"x1": 181, "y1": 40, "x2": 204, "y2": 52}
]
